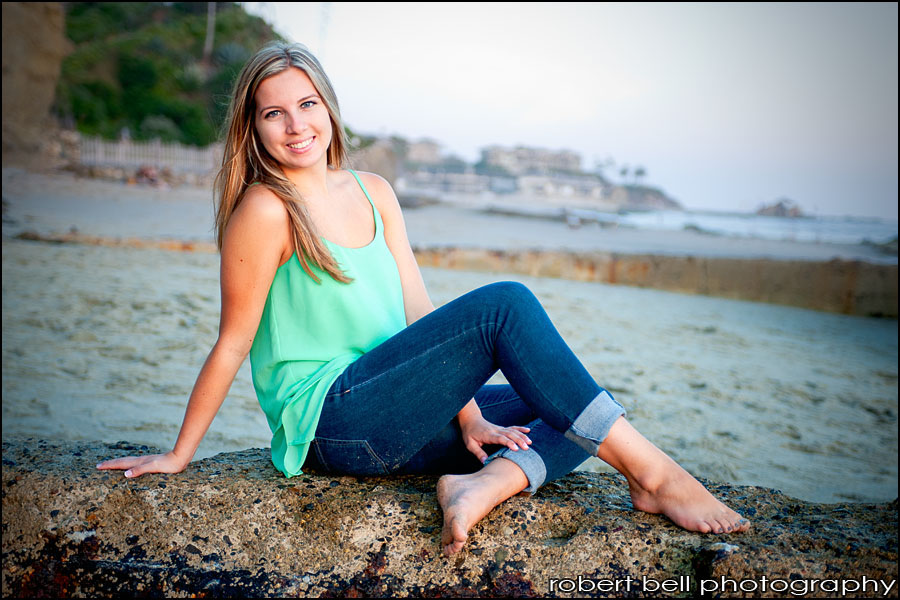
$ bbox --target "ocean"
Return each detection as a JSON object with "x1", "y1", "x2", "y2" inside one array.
[{"x1": 607, "y1": 210, "x2": 899, "y2": 246}]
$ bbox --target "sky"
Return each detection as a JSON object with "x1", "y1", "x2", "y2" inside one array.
[{"x1": 241, "y1": 2, "x2": 898, "y2": 220}]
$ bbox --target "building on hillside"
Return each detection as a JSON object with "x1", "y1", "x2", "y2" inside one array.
[
  {"x1": 480, "y1": 145, "x2": 582, "y2": 175},
  {"x1": 406, "y1": 139, "x2": 443, "y2": 165}
]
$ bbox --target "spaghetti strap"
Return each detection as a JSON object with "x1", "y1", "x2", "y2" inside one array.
[{"x1": 348, "y1": 169, "x2": 376, "y2": 209}]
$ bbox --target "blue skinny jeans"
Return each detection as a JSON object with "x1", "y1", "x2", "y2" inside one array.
[{"x1": 305, "y1": 281, "x2": 626, "y2": 492}]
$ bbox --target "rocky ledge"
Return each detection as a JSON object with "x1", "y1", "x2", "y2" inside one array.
[{"x1": 2, "y1": 438, "x2": 897, "y2": 598}]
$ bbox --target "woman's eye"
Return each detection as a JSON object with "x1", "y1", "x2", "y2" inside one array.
[
  {"x1": 300, "y1": 100, "x2": 316, "y2": 109},
  {"x1": 264, "y1": 110, "x2": 282, "y2": 119}
]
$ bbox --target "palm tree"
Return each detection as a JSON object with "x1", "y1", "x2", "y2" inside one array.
[{"x1": 634, "y1": 166, "x2": 646, "y2": 186}]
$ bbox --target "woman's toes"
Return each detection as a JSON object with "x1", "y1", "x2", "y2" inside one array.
[{"x1": 695, "y1": 520, "x2": 713, "y2": 534}]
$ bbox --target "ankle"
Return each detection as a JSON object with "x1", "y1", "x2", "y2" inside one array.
[
  {"x1": 630, "y1": 455, "x2": 702, "y2": 503},
  {"x1": 598, "y1": 418, "x2": 686, "y2": 494},
  {"x1": 482, "y1": 456, "x2": 529, "y2": 489}
]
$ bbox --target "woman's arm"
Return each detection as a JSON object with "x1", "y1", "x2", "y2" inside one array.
[{"x1": 97, "y1": 186, "x2": 290, "y2": 477}]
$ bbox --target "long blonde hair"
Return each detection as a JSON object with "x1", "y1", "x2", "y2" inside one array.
[{"x1": 214, "y1": 41, "x2": 351, "y2": 283}]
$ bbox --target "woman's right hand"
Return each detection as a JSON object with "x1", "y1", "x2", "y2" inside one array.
[{"x1": 96, "y1": 450, "x2": 188, "y2": 478}]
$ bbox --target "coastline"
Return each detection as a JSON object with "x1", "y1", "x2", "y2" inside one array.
[
  {"x1": 4, "y1": 167, "x2": 897, "y2": 264},
  {"x1": 404, "y1": 196, "x2": 899, "y2": 262},
  {"x1": 3, "y1": 167, "x2": 898, "y2": 316}
]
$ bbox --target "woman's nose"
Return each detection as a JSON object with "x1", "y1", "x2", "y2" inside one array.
[{"x1": 285, "y1": 110, "x2": 306, "y2": 134}]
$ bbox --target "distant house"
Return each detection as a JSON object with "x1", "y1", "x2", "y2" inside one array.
[
  {"x1": 407, "y1": 139, "x2": 443, "y2": 165},
  {"x1": 480, "y1": 145, "x2": 582, "y2": 175}
]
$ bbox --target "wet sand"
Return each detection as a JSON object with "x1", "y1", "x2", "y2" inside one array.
[{"x1": 2, "y1": 168, "x2": 898, "y2": 503}]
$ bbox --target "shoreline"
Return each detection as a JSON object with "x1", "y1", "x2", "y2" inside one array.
[
  {"x1": 3, "y1": 166, "x2": 897, "y2": 317},
  {"x1": 4, "y1": 166, "x2": 897, "y2": 264}
]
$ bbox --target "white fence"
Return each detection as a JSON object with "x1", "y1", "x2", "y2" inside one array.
[{"x1": 79, "y1": 136, "x2": 223, "y2": 173}]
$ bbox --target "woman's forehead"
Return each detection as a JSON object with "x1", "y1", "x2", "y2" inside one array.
[{"x1": 255, "y1": 67, "x2": 318, "y2": 104}]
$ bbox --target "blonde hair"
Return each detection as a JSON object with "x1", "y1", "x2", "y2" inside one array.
[{"x1": 214, "y1": 41, "x2": 351, "y2": 283}]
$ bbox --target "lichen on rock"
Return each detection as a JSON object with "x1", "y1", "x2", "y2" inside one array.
[{"x1": 2, "y1": 437, "x2": 897, "y2": 597}]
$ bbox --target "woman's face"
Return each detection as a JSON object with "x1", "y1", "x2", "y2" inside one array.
[{"x1": 253, "y1": 67, "x2": 333, "y2": 175}]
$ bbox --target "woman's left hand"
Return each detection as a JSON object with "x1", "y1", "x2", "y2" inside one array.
[{"x1": 459, "y1": 416, "x2": 532, "y2": 464}]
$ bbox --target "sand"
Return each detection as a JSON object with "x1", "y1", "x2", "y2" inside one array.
[{"x1": 2, "y1": 168, "x2": 897, "y2": 504}]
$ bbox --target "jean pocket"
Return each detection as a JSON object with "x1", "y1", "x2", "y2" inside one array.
[{"x1": 311, "y1": 438, "x2": 389, "y2": 476}]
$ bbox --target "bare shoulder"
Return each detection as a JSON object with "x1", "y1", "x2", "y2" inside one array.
[
  {"x1": 223, "y1": 184, "x2": 291, "y2": 263},
  {"x1": 353, "y1": 171, "x2": 401, "y2": 216},
  {"x1": 233, "y1": 184, "x2": 289, "y2": 225}
]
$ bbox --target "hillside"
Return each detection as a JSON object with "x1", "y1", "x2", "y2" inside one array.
[{"x1": 54, "y1": 2, "x2": 281, "y2": 146}]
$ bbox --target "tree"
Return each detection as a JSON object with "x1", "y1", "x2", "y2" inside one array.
[
  {"x1": 634, "y1": 166, "x2": 646, "y2": 185},
  {"x1": 202, "y1": 2, "x2": 216, "y2": 72},
  {"x1": 389, "y1": 135, "x2": 409, "y2": 161}
]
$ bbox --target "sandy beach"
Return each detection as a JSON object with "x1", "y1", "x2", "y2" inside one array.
[{"x1": 2, "y1": 168, "x2": 897, "y2": 504}]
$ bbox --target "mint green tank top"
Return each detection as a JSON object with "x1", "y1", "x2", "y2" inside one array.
[{"x1": 249, "y1": 170, "x2": 407, "y2": 477}]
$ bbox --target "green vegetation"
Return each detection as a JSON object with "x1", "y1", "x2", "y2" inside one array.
[
  {"x1": 55, "y1": 2, "x2": 280, "y2": 146},
  {"x1": 472, "y1": 159, "x2": 512, "y2": 177}
]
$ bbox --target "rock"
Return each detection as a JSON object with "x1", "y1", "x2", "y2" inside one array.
[
  {"x1": 607, "y1": 185, "x2": 682, "y2": 211},
  {"x1": 3, "y1": 438, "x2": 897, "y2": 598},
  {"x1": 1, "y1": 2, "x2": 72, "y2": 165},
  {"x1": 412, "y1": 246, "x2": 899, "y2": 318},
  {"x1": 863, "y1": 236, "x2": 899, "y2": 256},
  {"x1": 756, "y1": 199, "x2": 804, "y2": 218},
  {"x1": 6, "y1": 227, "x2": 898, "y2": 317}
]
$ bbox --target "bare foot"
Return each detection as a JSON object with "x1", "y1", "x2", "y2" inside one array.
[
  {"x1": 436, "y1": 474, "x2": 477, "y2": 556},
  {"x1": 436, "y1": 459, "x2": 528, "y2": 556},
  {"x1": 598, "y1": 417, "x2": 750, "y2": 534},
  {"x1": 627, "y1": 459, "x2": 751, "y2": 534}
]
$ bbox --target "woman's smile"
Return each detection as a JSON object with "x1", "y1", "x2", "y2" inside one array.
[{"x1": 287, "y1": 137, "x2": 315, "y2": 151}]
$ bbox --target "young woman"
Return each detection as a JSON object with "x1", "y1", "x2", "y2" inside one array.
[{"x1": 97, "y1": 41, "x2": 749, "y2": 556}]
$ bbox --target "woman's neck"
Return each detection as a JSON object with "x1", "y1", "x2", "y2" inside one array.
[{"x1": 282, "y1": 162, "x2": 335, "y2": 203}]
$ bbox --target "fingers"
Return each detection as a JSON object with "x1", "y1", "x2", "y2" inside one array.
[
  {"x1": 497, "y1": 428, "x2": 532, "y2": 451},
  {"x1": 96, "y1": 456, "x2": 143, "y2": 470},
  {"x1": 96, "y1": 454, "x2": 167, "y2": 478},
  {"x1": 123, "y1": 461, "x2": 154, "y2": 478},
  {"x1": 464, "y1": 439, "x2": 488, "y2": 464},
  {"x1": 476, "y1": 429, "x2": 531, "y2": 452},
  {"x1": 462, "y1": 423, "x2": 534, "y2": 463}
]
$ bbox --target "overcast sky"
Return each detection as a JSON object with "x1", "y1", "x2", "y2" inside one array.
[{"x1": 241, "y1": 2, "x2": 898, "y2": 219}]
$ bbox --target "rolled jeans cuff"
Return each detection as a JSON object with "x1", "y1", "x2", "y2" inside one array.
[
  {"x1": 563, "y1": 390, "x2": 626, "y2": 456},
  {"x1": 484, "y1": 446, "x2": 547, "y2": 494}
]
